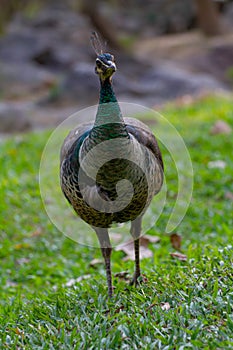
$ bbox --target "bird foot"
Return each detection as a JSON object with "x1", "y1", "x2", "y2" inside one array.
[
  {"x1": 129, "y1": 273, "x2": 147, "y2": 286},
  {"x1": 129, "y1": 272, "x2": 141, "y2": 286}
]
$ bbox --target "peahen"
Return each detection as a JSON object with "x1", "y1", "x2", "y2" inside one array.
[{"x1": 60, "y1": 33, "x2": 164, "y2": 297}]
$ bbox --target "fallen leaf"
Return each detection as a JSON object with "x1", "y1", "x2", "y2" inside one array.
[
  {"x1": 114, "y1": 305, "x2": 125, "y2": 313},
  {"x1": 130, "y1": 246, "x2": 152, "y2": 260},
  {"x1": 115, "y1": 241, "x2": 133, "y2": 254},
  {"x1": 170, "y1": 233, "x2": 182, "y2": 251},
  {"x1": 105, "y1": 304, "x2": 125, "y2": 316},
  {"x1": 161, "y1": 302, "x2": 170, "y2": 311},
  {"x1": 208, "y1": 160, "x2": 226, "y2": 169},
  {"x1": 225, "y1": 192, "x2": 233, "y2": 201},
  {"x1": 170, "y1": 252, "x2": 187, "y2": 261},
  {"x1": 210, "y1": 120, "x2": 232, "y2": 135},
  {"x1": 127, "y1": 245, "x2": 153, "y2": 260},
  {"x1": 115, "y1": 241, "x2": 153, "y2": 261},
  {"x1": 89, "y1": 258, "x2": 103, "y2": 267},
  {"x1": 140, "y1": 234, "x2": 160, "y2": 246},
  {"x1": 15, "y1": 328, "x2": 24, "y2": 337},
  {"x1": 146, "y1": 302, "x2": 157, "y2": 311},
  {"x1": 114, "y1": 271, "x2": 130, "y2": 280}
]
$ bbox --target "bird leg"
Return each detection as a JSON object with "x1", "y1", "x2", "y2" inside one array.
[
  {"x1": 94, "y1": 227, "x2": 113, "y2": 298},
  {"x1": 129, "y1": 216, "x2": 142, "y2": 286}
]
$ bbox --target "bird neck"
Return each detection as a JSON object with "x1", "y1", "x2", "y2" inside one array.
[
  {"x1": 91, "y1": 77, "x2": 129, "y2": 141},
  {"x1": 99, "y1": 77, "x2": 117, "y2": 104}
]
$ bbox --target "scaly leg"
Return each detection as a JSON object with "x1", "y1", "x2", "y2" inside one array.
[
  {"x1": 129, "y1": 216, "x2": 142, "y2": 286},
  {"x1": 94, "y1": 227, "x2": 113, "y2": 298}
]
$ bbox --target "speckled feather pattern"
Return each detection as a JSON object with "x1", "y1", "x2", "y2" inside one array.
[{"x1": 60, "y1": 116, "x2": 163, "y2": 228}]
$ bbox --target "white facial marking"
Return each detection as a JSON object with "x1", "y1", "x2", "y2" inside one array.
[{"x1": 107, "y1": 61, "x2": 116, "y2": 69}]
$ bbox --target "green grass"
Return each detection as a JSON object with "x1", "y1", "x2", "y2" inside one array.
[{"x1": 0, "y1": 94, "x2": 233, "y2": 349}]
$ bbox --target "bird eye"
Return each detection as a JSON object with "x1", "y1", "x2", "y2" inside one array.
[{"x1": 96, "y1": 60, "x2": 102, "y2": 68}]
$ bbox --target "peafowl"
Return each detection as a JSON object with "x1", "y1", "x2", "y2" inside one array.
[{"x1": 60, "y1": 33, "x2": 164, "y2": 297}]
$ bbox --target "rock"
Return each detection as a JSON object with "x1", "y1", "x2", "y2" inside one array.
[
  {"x1": 0, "y1": 62, "x2": 57, "y2": 100},
  {"x1": 63, "y1": 62, "x2": 98, "y2": 94},
  {"x1": 139, "y1": 62, "x2": 227, "y2": 104},
  {"x1": 0, "y1": 103, "x2": 32, "y2": 133},
  {"x1": 0, "y1": 6, "x2": 90, "y2": 66},
  {"x1": 190, "y1": 45, "x2": 233, "y2": 85},
  {"x1": 43, "y1": 63, "x2": 99, "y2": 106},
  {"x1": 0, "y1": 29, "x2": 43, "y2": 63},
  {"x1": 115, "y1": 61, "x2": 227, "y2": 106}
]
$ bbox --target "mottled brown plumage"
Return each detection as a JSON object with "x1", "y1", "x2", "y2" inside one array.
[{"x1": 60, "y1": 46, "x2": 163, "y2": 297}]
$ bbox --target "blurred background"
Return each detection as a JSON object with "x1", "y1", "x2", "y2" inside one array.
[{"x1": 0, "y1": 0, "x2": 232, "y2": 133}]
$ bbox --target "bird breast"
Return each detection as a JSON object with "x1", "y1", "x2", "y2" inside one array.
[{"x1": 79, "y1": 133, "x2": 162, "y2": 201}]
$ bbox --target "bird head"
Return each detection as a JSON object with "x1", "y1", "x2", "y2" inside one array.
[{"x1": 95, "y1": 53, "x2": 116, "y2": 82}]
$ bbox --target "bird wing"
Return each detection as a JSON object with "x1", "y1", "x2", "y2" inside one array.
[
  {"x1": 124, "y1": 117, "x2": 164, "y2": 171},
  {"x1": 60, "y1": 122, "x2": 93, "y2": 163}
]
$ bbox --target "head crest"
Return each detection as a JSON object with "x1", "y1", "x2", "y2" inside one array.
[{"x1": 90, "y1": 31, "x2": 105, "y2": 55}]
